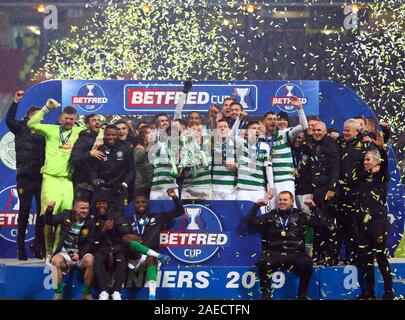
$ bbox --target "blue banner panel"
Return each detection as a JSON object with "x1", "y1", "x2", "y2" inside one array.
[
  {"x1": 319, "y1": 265, "x2": 361, "y2": 300},
  {"x1": 0, "y1": 263, "x2": 403, "y2": 300},
  {"x1": 144, "y1": 200, "x2": 261, "y2": 266}
]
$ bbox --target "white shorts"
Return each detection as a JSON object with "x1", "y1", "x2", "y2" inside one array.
[
  {"x1": 181, "y1": 187, "x2": 212, "y2": 200},
  {"x1": 211, "y1": 188, "x2": 237, "y2": 200},
  {"x1": 150, "y1": 188, "x2": 179, "y2": 200},
  {"x1": 237, "y1": 189, "x2": 267, "y2": 214},
  {"x1": 268, "y1": 180, "x2": 296, "y2": 210},
  {"x1": 58, "y1": 252, "x2": 92, "y2": 270}
]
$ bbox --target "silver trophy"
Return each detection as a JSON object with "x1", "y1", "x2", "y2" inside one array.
[
  {"x1": 235, "y1": 87, "x2": 250, "y2": 109},
  {"x1": 186, "y1": 207, "x2": 202, "y2": 230},
  {"x1": 285, "y1": 85, "x2": 295, "y2": 97},
  {"x1": 285, "y1": 85, "x2": 295, "y2": 111},
  {"x1": 86, "y1": 84, "x2": 95, "y2": 96},
  {"x1": 11, "y1": 188, "x2": 20, "y2": 211}
]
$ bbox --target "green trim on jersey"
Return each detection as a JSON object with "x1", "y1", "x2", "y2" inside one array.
[
  {"x1": 237, "y1": 141, "x2": 270, "y2": 191},
  {"x1": 151, "y1": 143, "x2": 178, "y2": 191},
  {"x1": 269, "y1": 128, "x2": 295, "y2": 183}
]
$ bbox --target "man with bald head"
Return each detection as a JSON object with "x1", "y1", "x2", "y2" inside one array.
[
  {"x1": 335, "y1": 118, "x2": 371, "y2": 265},
  {"x1": 309, "y1": 121, "x2": 340, "y2": 266}
]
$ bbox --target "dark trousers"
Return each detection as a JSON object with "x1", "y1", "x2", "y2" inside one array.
[
  {"x1": 94, "y1": 248, "x2": 127, "y2": 293},
  {"x1": 258, "y1": 251, "x2": 313, "y2": 298},
  {"x1": 335, "y1": 191, "x2": 360, "y2": 262},
  {"x1": 74, "y1": 184, "x2": 94, "y2": 203},
  {"x1": 16, "y1": 178, "x2": 43, "y2": 250},
  {"x1": 356, "y1": 216, "x2": 393, "y2": 295},
  {"x1": 312, "y1": 187, "x2": 337, "y2": 263}
]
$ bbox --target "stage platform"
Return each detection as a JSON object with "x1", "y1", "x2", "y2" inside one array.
[{"x1": 0, "y1": 258, "x2": 404, "y2": 300}]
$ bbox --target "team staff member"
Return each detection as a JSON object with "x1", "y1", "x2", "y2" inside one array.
[
  {"x1": 356, "y1": 148, "x2": 393, "y2": 300},
  {"x1": 70, "y1": 114, "x2": 104, "y2": 202},
  {"x1": 336, "y1": 119, "x2": 370, "y2": 264},
  {"x1": 309, "y1": 121, "x2": 340, "y2": 266},
  {"x1": 121, "y1": 188, "x2": 183, "y2": 300},
  {"x1": 6, "y1": 90, "x2": 46, "y2": 260},
  {"x1": 90, "y1": 125, "x2": 135, "y2": 217},
  {"x1": 44, "y1": 199, "x2": 95, "y2": 300},
  {"x1": 247, "y1": 191, "x2": 323, "y2": 300},
  {"x1": 27, "y1": 100, "x2": 85, "y2": 261}
]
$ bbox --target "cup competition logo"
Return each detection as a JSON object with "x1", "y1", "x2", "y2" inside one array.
[
  {"x1": 71, "y1": 83, "x2": 108, "y2": 112},
  {"x1": 124, "y1": 84, "x2": 258, "y2": 112},
  {"x1": 271, "y1": 83, "x2": 308, "y2": 113},
  {"x1": 160, "y1": 204, "x2": 228, "y2": 264},
  {"x1": 0, "y1": 185, "x2": 36, "y2": 242}
]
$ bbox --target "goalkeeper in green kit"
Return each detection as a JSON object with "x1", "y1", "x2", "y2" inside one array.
[{"x1": 27, "y1": 99, "x2": 102, "y2": 263}]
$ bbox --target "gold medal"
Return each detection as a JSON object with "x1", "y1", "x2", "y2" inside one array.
[{"x1": 281, "y1": 230, "x2": 286, "y2": 237}]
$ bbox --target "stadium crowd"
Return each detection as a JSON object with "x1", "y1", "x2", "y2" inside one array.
[{"x1": 6, "y1": 80, "x2": 394, "y2": 300}]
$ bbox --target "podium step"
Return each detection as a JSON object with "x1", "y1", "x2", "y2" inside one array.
[{"x1": 0, "y1": 259, "x2": 404, "y2": 300}]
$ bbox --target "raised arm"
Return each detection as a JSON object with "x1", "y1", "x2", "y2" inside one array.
[
  {"x1": 5, "y1": 90, "x2": 26, "y2": 134},
  {"x1": 246, "y1": 199, "x2": 272, "y2": 226},
  {"x1": 173, "y1": 79, "x2": 192, "y2": 121},
  {"x1": 27, "y1": 98, "x2": 61, "y2": 135},
  {"x1": 288, "y1": 96, "x2": 308, "y2": 139}
]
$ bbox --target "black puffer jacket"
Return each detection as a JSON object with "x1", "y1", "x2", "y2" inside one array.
[
  {"x1": 247, "y1": 205, "x2": 323, "y2": 253},
  {"x1": 337, "y1": 136, "x2": 370, "y2": 193},
  {"x1": 70, "y1": 130, "x2": 98, "y2": 185},
  {"x1": 6, "y1": 101, "x2": 45, "y2": 180},
  {"x1": 359, "y1": 147, "x2": 389, "y2": 218},
  {"x1": 309, "y1": 135, "x2": 340, "y2": 192}
]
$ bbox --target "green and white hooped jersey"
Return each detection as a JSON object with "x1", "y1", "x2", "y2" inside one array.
[
  {"x1": 268, "y1": 129, "x2": 295, "y2": 183},
  {"x1": 237, "y1": 140, "x2": 271, "y2": 191},
  {"x1": 151, "y1": 142, "x2": 178, "y2": 191},
  {"x1": 62, "y1": 219, "x2": 84, "y2": 254},
  {"x1": 182, "y1": 141, "x2": 212, "y2": 189},
  {"x1": 212, "y1": 143, "x2": 237, "y2": 190}
]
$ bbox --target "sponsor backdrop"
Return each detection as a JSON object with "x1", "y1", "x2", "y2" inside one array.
[{"x1": 0, "y1": 80, "x2": 403, "y2": 264}]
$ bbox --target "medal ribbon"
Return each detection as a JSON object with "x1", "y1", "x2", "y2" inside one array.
[
  {"x1": 134, "y1": 216, "x2": 150, "y2": 237},
  {"x1": 278, "y1": 208, "x2": 294, "y2": 230},
  {"x1": 59, "y1": 126, "x2": 72, "y2": 146}
]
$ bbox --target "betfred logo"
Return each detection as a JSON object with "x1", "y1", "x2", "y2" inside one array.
[
  {"x1": 0, "y1": 185, "x2": 37, "y2": 242},
  {"x1": 128, "y1": 89, "x2": 209, "y2": 107},
  {"x1": 124, "y1": 84, "x2": 258, "y2": 112},
  {"x1": 271, "y1": 83, "x2": 308, "y2": 113},
  {"x1": 72, "y1": 83, "x2": 108, "y2": 112},
  {"x1": 160, "y1": 204, "x2": 228, "y2": 264}
]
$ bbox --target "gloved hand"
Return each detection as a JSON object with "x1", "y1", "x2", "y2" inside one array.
[
  {"x1": 117, "y1": 182, "x2": 128, "y2": 194},
  {"x1": 183, "y1": 78, "x2": 193, "y2": 94},
  {"x1": 157, "y1": 253, "x2": 171, "y2": 265},
  {"x1": 93, "y1": 179, "x2": 105, "y2": 188},
  {"x1": 42, "y1": 98, "x2": 61, "y2": 113}
]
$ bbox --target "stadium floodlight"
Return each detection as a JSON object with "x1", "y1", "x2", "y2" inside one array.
[
  {"x1": 141, "y1": 4, "x2": 153, "y2": 15},
  {"x1": 36, "y1": 4, "x2": 46, "y2": 13},
  {"x1": 352, "y1": 4, "x2": 360, "y2": 13},
  {"x1": 245, "y1": 4, "x2": 256, "y2": 14}
]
